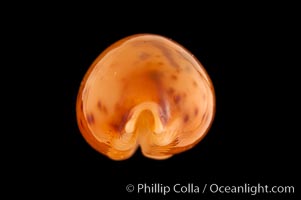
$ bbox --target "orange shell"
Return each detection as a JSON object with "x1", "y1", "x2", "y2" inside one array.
[{"x1": 76, "y1": 34, "x2": 215, "y2": 160}]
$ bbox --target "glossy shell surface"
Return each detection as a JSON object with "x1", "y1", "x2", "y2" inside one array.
[{"x1": 77, "y1": 34, "x2": 215, "y2": 160}]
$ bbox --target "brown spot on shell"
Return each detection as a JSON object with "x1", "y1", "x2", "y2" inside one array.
[
  {"x1": 97, "y1": 100, "x2": 108, "y2": 114},
  {"x1": 111, "y1": 111, "x2": 131, "y2": 133},
  {"x1": 183, "y1": 114, "x2": 189, "y2": 123},
  {"x1": 194, "y1": 108, "x2": 199, "y2": 116},
  {"x1": 139, "y1": 52, "x2": 150, "y2": 60},
  {"x1": 97, "y1": 100, "x2": 102, "y2": 109},
  {"x1": 102, "y1": 106, "x2": 108, "y2": 115},
  {"x1": 167, "y1": 88, "x2": 175, "y2": 95},
  {"x1": 173, "y1": 94, "x2": 181, "y2": 104},
  {"x1": 171, "y1": 74, "x2": 178, "y2": 80},
  {"x1": 148, "y1": 70, "x2": 163, "y2": 81},
  {"x1": 151, "y1": 42, "x2": 180, "y2": 69},
  {"x1": 110, "y1": 123, "x2": 121, "y2": 132},
  {"x1": 87, "y1": 113, "x2": 95, "y2": 125}
]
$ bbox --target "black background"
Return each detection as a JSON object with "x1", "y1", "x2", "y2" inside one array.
[{"x1": 12, "y1": 3, "x2": 299, "y2": 199}]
